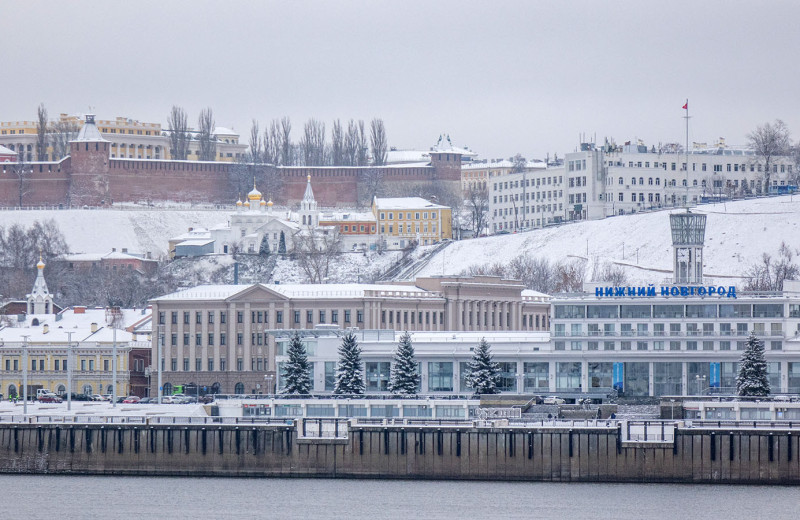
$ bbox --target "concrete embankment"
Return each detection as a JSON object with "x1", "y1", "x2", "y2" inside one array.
[{"x1": 0, "y1": 422, "x2": 797, "y2": 483}]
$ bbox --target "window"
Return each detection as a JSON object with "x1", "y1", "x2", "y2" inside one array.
[
  {"x1": 427, "y1": 362, "x2": 453, "y2": 392},
  {"x1": 294, "y1": 311, "x2": 301, "y2": 324},
  {"x1": 237, "y1": 358, "x2": 244, "y2": 371},
  {"x1": 196, "y1": 312, "x2": 202, "y2": 324},
  {"x1": 307, "y1": 310, "x2": 313, "y2": 323},
  {"x1": 171, "y1": 312, "x2": 178, "y2": 325},
  {"x1": 344, "y1": 310, "x2": 351, "y2": 323},
  {"x1": 183, "y1": 358, "x2": 190, "y2": 371},
  {"x1": 184, "y1": 312, "x2": 190, "y2": 325},
  {"x1": 220, "y1": 333, "x2": 226, "y2": 346},
  {"x1": 237, "y1": 311, "x2": 244, "y2": 324},
  {"x1": 208, "y1": 311, "x2": 214, "y2": 324},
  {"x1": 276, "y1": 311, "x2": 283, "y2": 324},
  {"x1": 319, "y1": 311, "x2": 326, "y2": 324},
  {"x1": 220, "y1": 312, "x2": 227, "y2": 324},
  {"x1": 331, "y1": 310, "x2": 338, "y2": 323},
  {"x1": 357, "y1": 310, "x2": 364, "y2": 323}
]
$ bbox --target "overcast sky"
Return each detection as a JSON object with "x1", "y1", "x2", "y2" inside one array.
[{"x1": 5, "y1": 1, "x2": 799, "y2": 159}]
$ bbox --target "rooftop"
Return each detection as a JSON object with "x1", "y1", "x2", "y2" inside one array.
[{"x1": 373, "y1": 197, "x2": 448, "y2": 210}]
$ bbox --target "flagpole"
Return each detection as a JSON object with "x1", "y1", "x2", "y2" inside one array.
[{"x1": 684, "y1": 99, "x2": 690, "y2": 208}]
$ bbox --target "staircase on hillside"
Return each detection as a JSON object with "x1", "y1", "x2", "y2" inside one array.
[{"x1": 378, "y1": 240, "x2": 452, "y2": 282}]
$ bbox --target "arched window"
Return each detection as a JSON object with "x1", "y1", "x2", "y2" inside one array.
[
  {"x1": 656, "y1": 178, "x2": 660, "y2": 185},
  {"x1": 693, "y1": 180, "x2": 698, "y2": 186},
  {"x1": 163, "y1": 382, "x2": 173, "y2": 395},
  {"x1": 639, "y1": 177, "x2": 644, "y2": 185},
  {"x1": 82, "y1": 384, "x2": 93, "y2": 395},
  {"x1": 234, "y1": 382, "x2": 245, "y2": 394},
  {"x1": 618, "y1": 177, "x2": 623, "y2": 185},
  {"x1": 32, "y1": 318, "x2": 40, "y2": 326},
  {"x1": 8, "y1": 384, "x2": 17, "y2": 398},
  {"x1": 631, "y1": 177, "x2": 636, "y2": 185},
  {"x1": 211, "y1": 382, "x2": 221, "y2": 394},
  {"x1": 648, "y1": 178, "x2": 653, "y2": 185},
  {"x1": 107, "y1": 385, "x2": 113, "y2": 393},
  {"x1": 56, "y1": 384, "x2": 66, "y2": 394}
]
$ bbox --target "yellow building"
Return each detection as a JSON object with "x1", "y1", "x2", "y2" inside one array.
[
  {"x1": 372, "y1": 197, "x2": 452, "y2": 249},
  {"x1": 0, "y1": 113, "x2": 246, "y2": 162}
]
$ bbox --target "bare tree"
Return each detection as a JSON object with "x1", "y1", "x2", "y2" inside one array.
[
  {"x1": 248, "y1": 120, "x2": 262, "y2": 164},
  {"x1": 744, "y1": 242, "x2": 799, "y2": 291},
  {"x1": 279, "y1": 117, "x2": 293, "y2": 166},
  {"x1": 264, "y1": 119, "x2": 280, "y2": 165},
  {"x1": 300, "y1": 118, "x2": 326, "y2": 166},
  {"x1": 330, "y1": 119, "x2": 344, "y2": 166},
  {"x1": 356, "y1": 120, "x2": 369, "y2": 166},
  {"x1": 197, "y1": 107, "x2": 217, "y2": 161},
  {"x1": 295, "y1": 228, "x2": 342, "y2": 283},
  {"x1": 358, "y1": 168, "x2": 385, "y2": 206},
  {"x1": 748, "y1": 120, "x2": 791, "y2": 190},
  {"x1": 344, "y1": 119, "x2": 359, "y2": 166},
  {"x1": 465, "y1": 185, "x2": 489, "y2": 236},
  {"x1": 167, "y1": 106, "x2": 190, "y2": 160},
  {"x1": 511, "y1": 153, "x2": 526, "y2": 173},
  {"x1": 35, "y1": 103, "x2": 49, "y2": 161},
  {"x1": 370, "y1": 118, "x2": 387, "y2": 166},
  {"x1": 590, "y1": 259, "x2": 628, "y2": 285},
  {"x1": 50, "y1": 118, "x2": 80, "y2": 160},
  {"x1": 11, "y1": 155, "x2": 33, "y2": 207}
]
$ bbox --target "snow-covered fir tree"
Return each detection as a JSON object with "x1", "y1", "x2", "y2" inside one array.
[
  {"x1": 282, "y1": 331, "x2": 312, "y2": 394},
  {"x1": 334, "y1": 331, "x2": 365, "y2": 395},
  {"x1": 736, "y1": 331, "x2": 770, "y2": 396},
  {"x1": 389, "y1": 331, "x2": 420, "y2": 394},
  {"x1": 465, "y1": 337, "x2": 500, "y2": 395},
  {"x1": 278, "y1": 231, "x2": 287, "y2": 254},
  {"x1": 259, "y1": 234, "x2": 270, "y2": 256}
]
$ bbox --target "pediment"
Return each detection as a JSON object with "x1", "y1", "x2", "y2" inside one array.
[{"x1": 225, "y1": 284, "x2": 289, "y2": 303}]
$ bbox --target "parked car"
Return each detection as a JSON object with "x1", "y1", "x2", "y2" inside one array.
[
  {"x1": 101, "y1": 394, "x2": 112, "y2": 402},
  {"x1": 138, "y1": 397, "x2": 152, "y2": 404},
  {"x1": 171, "y1": 393, "x2": 188, "y2": 404},
  {"x1": 122, "y1": 396, "x2": 141, "y2": 404},
  {"x1": 60, "y1": 393, "x2": 92, "y2": 401},
  {"x1": 543, "y1": 396, "x2": 566, "y2": 405},
  {"x1": 90, "y1": 394, "x2": 104, "y2": 401},
  {"x1": 160, "y1": 396, "x2": 175, "y2": 404},
  {"x1": 38, "y1": 393, "x2": 63, "y2": 403},
  {"x1": 198, "y1": 395, "x2": 215, "y2": 404}
]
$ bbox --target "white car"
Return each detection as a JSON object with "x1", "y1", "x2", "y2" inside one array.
[{"x1": 543, "y1": 396, "x2": 565, "y2": 405}]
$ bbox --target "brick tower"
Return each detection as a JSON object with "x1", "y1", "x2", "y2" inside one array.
[{"x1": 67, "y1": 114, "x2": 110, "y2": 206}]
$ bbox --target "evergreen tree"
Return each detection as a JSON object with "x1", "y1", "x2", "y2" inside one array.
[
  {"x1": 736, "y1": 332, "x2": 770, "y2": 396},
  {"x1": 282, "y1": 331, "x2": 312, "y2": 394},
  {"x1": 389, "y1": 331, "x2": 420, "y2": 394},
  {"x1": 278, "y1": 231, "x2": 287, "y2": 254},
  {"x1": 465, "y1": 338, "x2": 500, "y2": 395},
  {"x1": 334, "y1": 331, "x2": 365, "y2": 395},
  {"x1": 259, "y1": 234, "x2": 270, "y2": 256}
]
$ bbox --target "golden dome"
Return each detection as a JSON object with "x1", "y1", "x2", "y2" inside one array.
[
  {"x1": 267, "y1": 199, "x2": 274, "y2": 207},
  {"x1": 236, "y1": 199, "x2": 243, "y2": 206},
  {"x1": 244, "y1": 200, "x2": 250, "y2": 207},
  {"x1": 259, "y1": 199, "x2": 267, "y2": 206},
  {"x1": 247, "y1": 179, "x2": 262, "y2": 201},
  {"x1": 37, "y1": 255, "x2": 45, "y2": 270}
]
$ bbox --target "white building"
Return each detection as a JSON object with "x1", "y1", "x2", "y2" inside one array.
[{"x1": 489, "y1": 139, "x2": 797, "y2": 234}]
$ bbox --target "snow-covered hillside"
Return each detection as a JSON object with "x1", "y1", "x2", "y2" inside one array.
[
  {"x1": 419, "y1": 195, "x2": 800, "y2": 285},
  {"x1": 0, "y1": 208, "x2": 232, "y2": 258}
]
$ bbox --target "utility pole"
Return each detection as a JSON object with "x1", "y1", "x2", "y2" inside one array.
[
  {"x1": 158, "y1": 324, "x2": 164, "y2": 404},
  {"x1": 21, "y1": 335, "x2": 30, "y2": 415},
  {"x1": 64, "y1": 331, "x2": 74, "y2": 411}
]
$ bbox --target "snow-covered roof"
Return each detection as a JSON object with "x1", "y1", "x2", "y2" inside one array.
[
  {"x1": 213, "y1": 126, "x2": 237, "y2": 136},
  {"x1": 64, "y1": 251, "x2": 154, "y2": 262},
  {"x1": 462, "y1": 160, "x2": 547, "y2": 171},
  {"x1": 373, "y1": 197, "x2": 448, "y2": 210},
  {"x1": 0, "y1": 145, "x2": 16, "y2": 155},
  {"x1": 431, "y1": 134, "x2": 477, "y2": 157},
  {"x1": 0, "y1": 307, "x2": 151, "y2": 345},
  {"x1": 319, "y1": 211, "x2": 376, "y2": 222},
  {"x1": 169, "y1": 228, "x2": 211, "y2": 241},
  {"x1": 152, "y1": 282, "x2": 438, "y2": 303},
  {"x1": 176, "y1": 239, "x2": 214, "y2": 247},
  {"x1": 386, "y1": 149, "x2": 431, "y2": 164},
  {"x1": 72, "y1": 115, "x2": 109, "y2": 142}
]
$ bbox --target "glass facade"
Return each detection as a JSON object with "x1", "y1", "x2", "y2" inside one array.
[
  {"x1": 588, "y1": 362, "x2": 612, "y2": 389},
  {"x1": 428, "y1": 362, "x2": 453, "y2": 392},
  {"x1": 653, "y1": 362, "x2": 681, "y2": 396},
  {"x1": 496, "y1": 362, "x2": 518, "y2": 392},
  {"x1": 366, "y1": 361, "x2": 391, "y2": 392},
  {"x1": 623, "y1": 362, "x2": 649, "y2": 396},
  {"x1": 556, "y1": 362, "x2": 581, "y2": 391},
  {"x1": 523, "y1": 362, "x2": 549, "y2": 392}
]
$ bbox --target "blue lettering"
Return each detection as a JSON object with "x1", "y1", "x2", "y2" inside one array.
[
  {"x1": 647, "y1": 287, "x2": 656, "y2": 297},
  {"x1": 605, "y1": 287, "x2": 614, "y2": 297},
  {"x1": 680, "y1": 286, "x2": 688, "y2": 296},
  {"x1": 661, "y1": 287, "x2": 670, "y2": 296},
  {"x1": 727, "y1": 286, "x2": 737, "y2": 299},
  {"x1": 595, "y1": 287, "x2": 604, "y2": 297},
  {"x1": 708, "y1": 286, "x2": 716, "y2": 295},
  {"x1": 627, "y1": 287, "x2": 636, "y2": 296},
  {"x1": 718, "y1": 286, "x2": 726, "y2": 296},
  {"x1": 689, "y1": 286, "x2": 696, "y2": 295},
  {"x1": 698, "y1": 287, "x2": 706, "y2": 295},
  {"x1": 615, "y1": 288, "x2": 625, "y2": 296},
  {"x1": 670, "y1": 287, "x2": 679, "y2": 296}
]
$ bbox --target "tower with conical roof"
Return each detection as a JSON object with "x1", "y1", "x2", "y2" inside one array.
[
  {"x1": 299, "y1": 175, "x2": 319, "y2": 227},
  {"x1": 26, "y1": 256, "x2": 54, "y2": 315},
  {"x1": 68, "y1": 114, "x2": 111, "y2": 206}
]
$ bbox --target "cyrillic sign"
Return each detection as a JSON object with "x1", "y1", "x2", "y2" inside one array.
[{"x1": 594, "y1": 285, "x2": 737, "y2": 299}]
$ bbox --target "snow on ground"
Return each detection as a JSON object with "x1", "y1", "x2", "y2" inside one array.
[
  {"x1": 0, "y1": 207, "x2": 231, "y2": 258},
  {"x1": 419, "y1": 195, "x2": 800, "y2": 285},
  {"x1": 0, "y1": 401, "x2": 209, "y2": 419}
]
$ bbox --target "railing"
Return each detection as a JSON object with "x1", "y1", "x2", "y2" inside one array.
[{"x1": 0, "y1": 415, "x2": 295, "y2": 426}]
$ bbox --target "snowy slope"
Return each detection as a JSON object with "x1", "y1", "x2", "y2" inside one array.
[
  {"x1": 419, "y1": 195, "x2": 800, "y2": 285},
  {"x1": 0, "y1": 208, "x2": 231, "y2": 258}
]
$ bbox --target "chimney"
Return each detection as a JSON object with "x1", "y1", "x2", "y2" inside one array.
[
  {"x1": 74, "y1": 306, "x2": 86, "y2": 314},
  {"x1": 112, "y1": 247, "x2": 116, "y2": 252},
  {"x1": 188, "y1": 227, "x2": 193, "y2": 232},
  {"x1": 43, "y1": 324, "x2": 49, "y2": 334},
  {"x1": 121, "y1": 248, "x2": 128, "y2": 254},
  {"x1": 91, "y1": 322, "x2": 98, "y2": 333}
]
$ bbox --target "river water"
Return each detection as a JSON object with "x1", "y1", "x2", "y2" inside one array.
[{"x1": 4, "y1": 475, "x2": 798, "y2": 519}]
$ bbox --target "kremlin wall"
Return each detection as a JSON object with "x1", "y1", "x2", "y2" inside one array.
[{"x1": 0, "y1": 116, "x2": 463, "y2": 208}]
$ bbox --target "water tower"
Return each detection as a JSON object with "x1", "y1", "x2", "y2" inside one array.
[{"x1": 670, "y1": 210, "x2": 706, "y2": 284}]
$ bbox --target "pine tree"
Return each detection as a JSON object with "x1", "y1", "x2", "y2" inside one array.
[
  {"x1": 282, "y1": 331, "x2": 312, "y2": 394},
  {"x1": 736, "y1": 332, "x2": 770, "y2": 396},
  {"x1": 465, "y1": 338, "x2": 500, "y2": 395},
  {"x1": 259, "y1": 234, "x2": 270, "y2": 256},
  {"x1": 334, "y1": 331, "x2": 365, "y2": 395},
  {"x1": 278, "y1": 231, "x2": 287, "y2": 254},
  {"x1": 389, "y1": 331, "x2": 420, "y2": 394}
]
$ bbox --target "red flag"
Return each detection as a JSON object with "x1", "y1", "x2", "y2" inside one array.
[{"x1": 682, "y1": 102, "x2": 688, "y2": 110}]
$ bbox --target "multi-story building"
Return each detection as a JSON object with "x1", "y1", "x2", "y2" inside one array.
[
  {"x1": 0, "y1": 113, "x2": 246, "y2": 162},
  {"x1": 148, "y1": 276, "x2": 551, "y2": 395},
  {"x1": 461, "y1": 159, "x2": 546, "y2": 192},
  {"x1": 372, "y1": 197, "x2": 452, "y2": 248},
  {"x1": 489, "y1": 139, "x2": 797, "y2": 234}
]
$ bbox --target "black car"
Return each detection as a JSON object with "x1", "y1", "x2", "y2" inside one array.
[{"x1": 59, "y1": 393, "x2": 92, "y2": 401}]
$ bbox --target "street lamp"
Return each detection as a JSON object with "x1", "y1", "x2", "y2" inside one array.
[
  {"x1": 157, "y1": 324, "x2": 164, "y2": 404},
  {"x1": 64, "y1": 331, "x2": 74, "y2": 411},
  {"x1": 695, "y1": 374, "x2": 707, "y2": 396},
  {"x1": 21, "y1": 335, "x2": 30, "y2": 415},
  {"x1": 670, "y1": 398, "x2": 676, "y2": 420},
  {"x1": 264, "y1": 374, "x2": 274, "y2": 395}
]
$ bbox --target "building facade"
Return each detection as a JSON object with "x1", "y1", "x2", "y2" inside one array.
[
  {"x1": 148, "y1": 276, "x2": 551, "y2": 395},
  {"x1": 373, "y1": 197, "x2": 452, "y2": 248}
]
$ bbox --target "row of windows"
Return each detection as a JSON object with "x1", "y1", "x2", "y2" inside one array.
[
  {"x1": 378, "y1": 211, "x2": 438, "y2": 220},
  {"x1": 554, "y1": 340, "x2": 783, "y2": 351},
  {"x1": 493, "y1": 176, "x2": 563, "y2": 192},
  {"x1": 494, "y1": 203, "x2": 564, "y2": 218},
  {"x1": 554, "y1": 303, "x2": 786, "y2": 320},
  {"x1": 4, "y1": 358, "x2": 120, "y2": 371},
  {"x1": 609, "y1": 160, "x2": 792, "y2": 174},
  {"x1": 159, "y1": 309, "x2": 367, "y2": 327},
  {"x1": 167, "y1": 357, "x2": 269, "y2": 372},
  {"x1": 555, "y1": 322, "x2": 784, "y2": 337},
  {"x1": 493, "y1": 190, "x2": 562, "y2": 204}
]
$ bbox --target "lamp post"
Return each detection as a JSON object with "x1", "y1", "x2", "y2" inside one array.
[
  {"x1": 64, "y1": 331, "x2": 74, "y2": 411},
  {"x1": 21, "y1": 335, "x2": 30, "y2": 415},
  {"x1": 112, "y1": 325, "x2": 117, "y2": 408},
  {"x1": 670, "y1": 398, "x2": 676, "y2": 421},
  {"x1": 695, "y1": 374, "x2": 707, "y2": 396},
  {"x1": 264, "y1": 374, "x2": 274, "y2": 395},
  {"x1": 157, "y1": 324, "x2": 164, "y2": 404}
]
